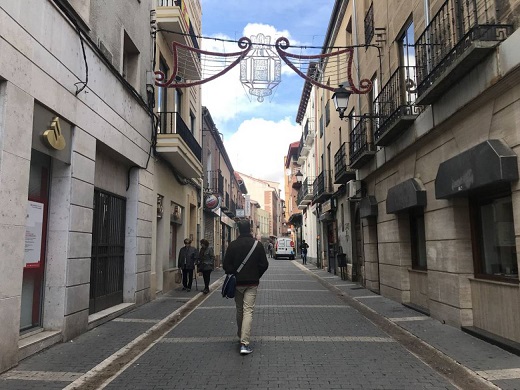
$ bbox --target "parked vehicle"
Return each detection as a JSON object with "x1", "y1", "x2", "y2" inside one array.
[{"x1": 274, "y1": 237, "x2": 295, "y2": 259}]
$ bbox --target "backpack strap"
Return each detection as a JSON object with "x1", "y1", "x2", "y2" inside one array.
[{"x1": 236, "y1": 241, "x2": 258, "y2": 273}]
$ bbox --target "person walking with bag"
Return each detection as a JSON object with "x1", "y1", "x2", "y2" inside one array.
[
  {"x1": 197, "y1": 238, "x2": 215, "y2": 294},
  {"x1": 177, "y1": 238, "x2": 197, "y2": 292},
  {"x1": 223, "y1": 219, "x2": 269, "y2": 355}
]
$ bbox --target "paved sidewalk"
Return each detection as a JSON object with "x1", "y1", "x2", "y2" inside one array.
[{"x1": 1, "y1": 260, "x2": 520, "y2": 389}]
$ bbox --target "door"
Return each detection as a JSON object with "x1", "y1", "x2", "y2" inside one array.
[
  {"x1": 169, "y1": 223, "x2": 178, "y2": 268},
  {"x1": 20, "y1": 150, "x2": 50, "y2": 331},
  {"x1": 327, "y1": 221, "x2": 337, "y2": 274},
  {"x1": 353, "y1": 209, "x2": 363, "y2": 282},
  {"x1": 89, "y1": 189, "x2": 126, "y2": 314}
]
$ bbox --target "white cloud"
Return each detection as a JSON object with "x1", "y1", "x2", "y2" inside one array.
[{"x1": 224, "y1": 117, "x2": 300, "y2": 197}]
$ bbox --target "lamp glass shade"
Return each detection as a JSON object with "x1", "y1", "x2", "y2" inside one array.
[
  {"x1": 295, "y1": 170, "x2": 303, "y2": 183},
  {"x1": 331, "y1": 87, "x2": 351, "y2": 112}
]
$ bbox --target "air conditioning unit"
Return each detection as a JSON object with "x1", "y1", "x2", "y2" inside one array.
[{"x1": 348, "y1": 180, "x2": 362, "y2": 198}]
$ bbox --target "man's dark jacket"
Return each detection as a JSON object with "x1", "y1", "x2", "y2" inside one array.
[
  {"x1": 177, "y1": 245, "x2": 197, "y2": 270},
  {"x1": 223, "y1": 234, "x2": 269, "y2": 286}
]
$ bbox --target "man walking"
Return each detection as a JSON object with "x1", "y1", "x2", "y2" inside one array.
[
  {"x1": 223, "y1": 220, "x2": 269, "y2": 355},
  {"x1": 300, "y1": 240, "x2": 309, "y2": 265},
  {"x1": 177, "y1": 238, "x2": 197, "y2": 292}
]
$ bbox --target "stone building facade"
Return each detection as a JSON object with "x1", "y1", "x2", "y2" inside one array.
[
  {"x1": 295, "y1": 0, "x2": 520, "y2": 346},
  {"x1": 0, "y1": 0, "x2": 155, "y2": 372}
]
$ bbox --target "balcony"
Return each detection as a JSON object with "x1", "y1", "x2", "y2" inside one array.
[
  {"x1": 334, "y1": 143, "x2": 356, "y2": 184},
  {"x1": 297, "y1": 177, "x2": 314, "y2": 210},
  {"x1": 415, "y1": 0, "x2": 512, "y2": 105},
  {"x1": 156, "y1": 111, "x2": 202, "y2": 178},
  {"x1": 204, "y1": 169, "x2": 224, "y2": 196},
  {"x1": 313, "y1": 171, "x2": 334, "y2": 204},
  {"x1": 374, "y1": 66, "x2": 422, "y2": 146},
  {"x1": 156, "y1": 0, "x2": 202, "y2": 80},
  {"x1": 303, "y1": 118, "x2": 315, "y2": 146},
  {"x1": 224, "y1": 199, "x2": 236, "y2": 218},
  {"x1": 349, "y1": 117, "x2": 376, "y2": 169}
]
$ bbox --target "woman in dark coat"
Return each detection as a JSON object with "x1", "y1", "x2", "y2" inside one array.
[{"x1": 197, "y1": 239, "x2": 215, "y2": 294}]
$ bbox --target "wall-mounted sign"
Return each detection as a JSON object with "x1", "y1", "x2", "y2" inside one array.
[
  {"x1": 24, "y1": 201, "x2": 44, "y2": 268},
  {"x1": 322, "y1": 198, "x2": 335, "y2": 213},
  {"x1": 244, "y1": 194, "x2": 251, "y2": 217},
  {"x1": 43, "y1": 117, "x2": 66, "y2": 151},
  {"x1": 32, "y1": 103, "x2": 72, "y2": 164},
  {"x1": 204, "y1": 194, "x2": 220, "y2": 210}
]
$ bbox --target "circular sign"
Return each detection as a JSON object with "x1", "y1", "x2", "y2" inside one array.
[{"x1": 204, "y1": 194, "x2": 220, "y2": 210}]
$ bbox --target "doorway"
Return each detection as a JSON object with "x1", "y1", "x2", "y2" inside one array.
[
  {"x1": 169, "y1": 222, "x2": 178, "y2": 268},
  {"x1": 89, "y1": 189, "x2": 126, "y2": 314},
  {"x1": 21, "y1": 150, "x2": 50, "y2": 331},
  {"x1": 353, "y1": 208, "x2": 363, "y2": 282}
]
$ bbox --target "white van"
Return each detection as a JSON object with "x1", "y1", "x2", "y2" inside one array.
[{"x1": 274, "y1": 237, "x2": 295, "y2": 260}]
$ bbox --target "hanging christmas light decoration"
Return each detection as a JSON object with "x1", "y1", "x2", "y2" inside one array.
[
  {"x1": 154, "y1": 33, "x2": 372, "y2": 98},
  {"x1": 239, "y1": 34, "x2": 281, "y2": 102},
  {"x1": 154, "y1": 36, "x2": 252, "y2": 88}
]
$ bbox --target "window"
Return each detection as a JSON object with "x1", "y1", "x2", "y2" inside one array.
[
  {"x1": 346, "y1": 19, "x2": 353, "y2": 46},
  {"x1": 471, "y1": 189, "x2": 518, "y2": 281},
  {"x1": 398, "y1": 21, "x2": 417, "y2": 105},
  {"x1": 158, "y1": 56, "x2": 169, "y2": 133},
  {"x1": 190, "y1": 110, "x2": 196, "y2": 134},
  {"x1": 175, "y1": 88, "x2": 183, "y2": 114},
  {"x1": 122, "y1": 31, "x2": 139, "y2": 87},
  {"x1": 158, "y1": 56, "x2": 169, "y2": 113},
  {"x1": 369, "y1": 74, "x2": 379, "y2": 128},
  {"x1": 410, "y1": 208, "x2": 427, "y2": 270}
]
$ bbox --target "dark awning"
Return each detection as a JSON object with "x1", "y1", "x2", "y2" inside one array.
[
  {"x1": 435, "y1": 139, "x2": 518, "y2": 199},
  {"x1": 386, "y1": 178, "x2": 426, "y2": 214},
  {"x1": 288, "y1": 213, "x2": 302, "y2": 226},
  {"x1": 360, "y1": 196, "x2": 378, "y2": 219}
]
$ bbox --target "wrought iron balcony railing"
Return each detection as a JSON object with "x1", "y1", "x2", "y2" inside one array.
[
  {"x1": 374, "y1": 66, "x2": 423, "y2": 146},
  {"x1": 157, "y1": 111, "x2": 202, "y2": 162},
  {"x1": 205, "y1": 169, "x2": 224, "y2": 195},
  {"x1": 334, "y1": 143, "x2": 356, "y2": 184},
  {"x1": 297, "y1": 177, "x2": 315, "y2": 207},
  {"x1": 349, "y1": 117, "x2": 376, "y2": 169},
  {"x1": 225, "y1": 200, "x2": 236, "y2": 217},
  {"x1": 157, "y1": 0, "x2": 180, "y2": 6},
  {"x1": 313, "y1": 170, "x2": 334, "y2": 203},
  {"x1": 415, "y1": 0, "x2": 512, "y2": 104}
]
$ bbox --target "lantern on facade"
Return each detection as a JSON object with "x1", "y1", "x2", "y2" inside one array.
[{"x1": 240, "y1": 34, "x2": 281, "y2": 102}]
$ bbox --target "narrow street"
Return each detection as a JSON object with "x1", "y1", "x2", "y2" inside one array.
[{"x1": 2, "y1": 259, "x2": 520, "y2": 390}]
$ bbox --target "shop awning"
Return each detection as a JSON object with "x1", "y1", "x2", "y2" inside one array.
[
  {"x1": 360, "y1": 196, "x2": 378, "y2": 219},
  {"x1": 386, "y1": 178, "x2": 426, "y2": 214},
  {"x1": 288, "y1": 213, "x2": 303, "y2": 226},
  {"x1": 435, "y1": 139, "x2": 518, "y2": 199}
]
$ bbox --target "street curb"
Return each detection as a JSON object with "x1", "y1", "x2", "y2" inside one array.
[
  {"x1": 62, "y1": 277, "x2": 225, "y2": 390},
  {"x1": 293, "y1": 261, "x2": 500, "y2": 390}
]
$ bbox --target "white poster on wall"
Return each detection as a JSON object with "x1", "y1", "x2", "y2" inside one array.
[{"x1": 25, "y1": 201, "x2": 44, "y2": 267}]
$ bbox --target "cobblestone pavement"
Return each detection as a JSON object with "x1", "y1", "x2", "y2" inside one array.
[{"x1": 2, "y1": 260, "x2": 520, "y2": 389}]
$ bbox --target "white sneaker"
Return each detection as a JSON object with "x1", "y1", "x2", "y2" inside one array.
[{"x1": 240, "y1": 344, "x2": 253, "y2": 355}]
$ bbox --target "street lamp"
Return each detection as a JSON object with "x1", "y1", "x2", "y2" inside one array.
[
  {"x1": 295, "y1": 170, "x2": 303, "y2": 183},
  {"x1": 331, "y1": 85, "x2": 352, "y2": 119}
]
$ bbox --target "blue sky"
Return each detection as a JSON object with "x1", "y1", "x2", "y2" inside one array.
[{"x1": 200, "y1": 1, "x2": 334, "y2": 194}]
